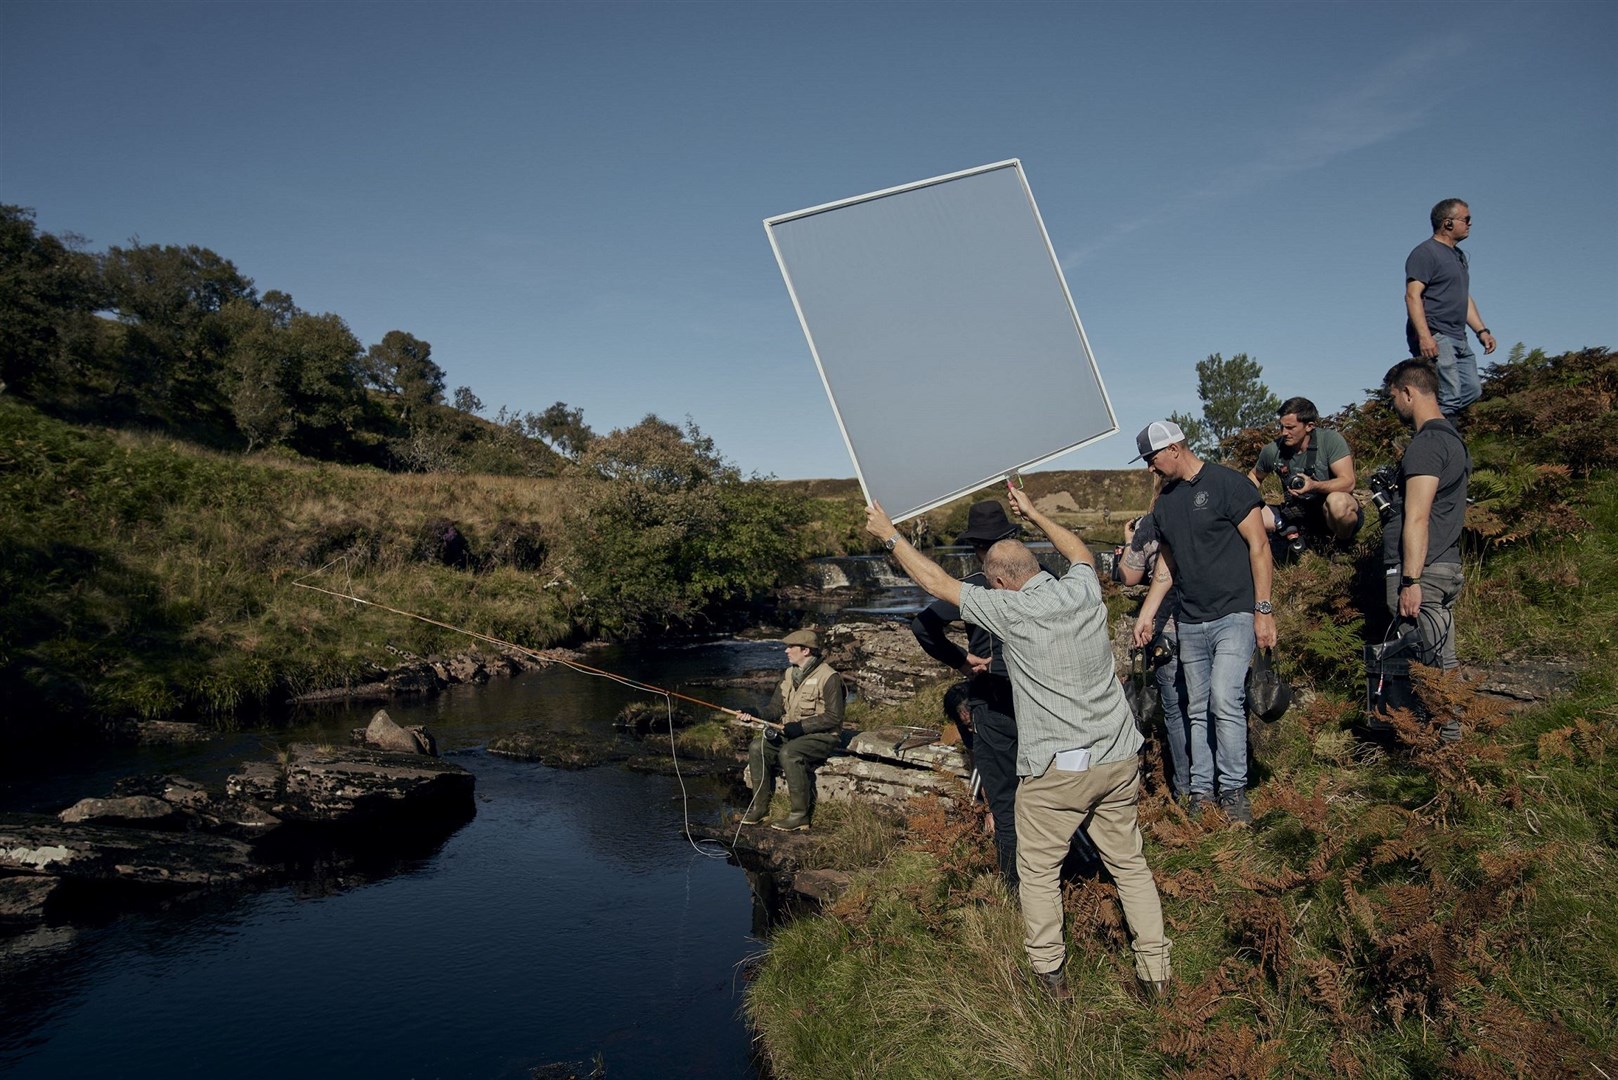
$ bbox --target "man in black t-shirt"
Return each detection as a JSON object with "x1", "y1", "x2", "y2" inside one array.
[
  {"x1": 1130, "y1": 421, "x2": 1276, "y2": 824},
  {"x1": 1380, "y1": 360, "x2": 1470, "y2": 740}
]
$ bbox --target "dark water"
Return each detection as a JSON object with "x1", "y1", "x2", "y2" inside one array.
[{"x1": 0, "y1": 639, "x2": 816, "y2": 1079}]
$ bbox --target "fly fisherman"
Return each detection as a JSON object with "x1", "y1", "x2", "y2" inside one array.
[
  {"x1": 867, "y1": 488, "x2": 1171, "y2": 1001},
  {"x1": 737, "y1": 629, "x2": 845, "y2": 832}
]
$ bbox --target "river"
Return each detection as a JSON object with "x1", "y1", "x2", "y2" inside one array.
[{"x1": 0, "y1": 636, "x2": 842, "y2": 1080}]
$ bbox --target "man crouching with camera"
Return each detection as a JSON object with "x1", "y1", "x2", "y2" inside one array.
[
  {"x1": 1248, "y1": 396, "x2": 1364, "y2": 555},
  {"x1": 1380, "y1": 359, "x2": 1471, "y2": 741}
]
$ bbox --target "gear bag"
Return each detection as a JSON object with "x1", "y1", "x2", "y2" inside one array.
[{"x1": 1246, "y1": 647, "x2": 1294, "y2": 724}]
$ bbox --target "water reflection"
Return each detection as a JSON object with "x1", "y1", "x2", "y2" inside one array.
[{"x1": 0, "y1": 639, "x2": 784, "y2": 1079}]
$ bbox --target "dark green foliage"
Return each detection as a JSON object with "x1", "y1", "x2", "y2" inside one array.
[
  {"x1": 529, "y1": 401, "x2": 596, "y2": 460},
  {"x1": 365, "y1": 329, "x2": 444, "y2": 417},
  {"x1": 3, "y1": 206, "x2": 563, "y2": 474},
  {"x1": 559, "y1": 415, "x2": 807, "y2": 637},
  {"x1": 100, "y1": 239, "x2": 257, "y2": 425},
  {"x1": 0, "y1": 205, "x2": 106, "y2": 396}
]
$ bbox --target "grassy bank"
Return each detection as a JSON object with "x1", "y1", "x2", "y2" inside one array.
[{"x1": 0, "y1": 397, "x2": 580, "y2": 732}]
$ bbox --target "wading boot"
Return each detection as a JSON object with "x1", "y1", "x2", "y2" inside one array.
[
  {"x1": 740, "y1": 805, "x2": 770, "y2": 826},
  {"x1": 770, "y1": 811, "x2": 811, "y2": 832}
]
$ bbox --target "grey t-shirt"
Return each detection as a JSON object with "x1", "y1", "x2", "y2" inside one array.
[
  {"x1": 1383, "y1": 418, "x2": 1470, "y2": 567},
  {"x1": 1405, "y1": 237, "x2": 1470, "y2": 346}
]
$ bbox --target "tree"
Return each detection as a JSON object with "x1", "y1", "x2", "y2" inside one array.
[
  {"x1": 452, "y1": 385, "x2": 484, "y2": 414},
  {"x1": 0, "y1": 205, "x2": 106, "y2": 397},
  {"x1": 364, "y1": 330, "x2": 443, "y2": 419},
  {"x1": 1174, "y1": 352, "x2": 1279, "y2": 460},
  {"x1": 101, "y1": 240, "x2": 257, "y2": 419},
  {"x1": 220, "y1": 294, "x2": 367, "y2": 454},
  {"x1": 559, "y1": 416, "x2": 805, "y2": 636},
  {"x1": 528, "y1": 401, "x2": 595, "y2": 460}
]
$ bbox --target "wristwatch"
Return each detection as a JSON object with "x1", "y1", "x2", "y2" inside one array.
[
  {"x1": 1254, "y1": 600, "x2": 1273, "y2": 615},
  {"x1": 884, "y1": 534, "x2": 900, "y2": 552}
]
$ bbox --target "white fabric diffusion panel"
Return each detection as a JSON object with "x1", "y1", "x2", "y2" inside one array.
[{"x1": 765, "y1": 160, "x2": 1116, "y2": 522}]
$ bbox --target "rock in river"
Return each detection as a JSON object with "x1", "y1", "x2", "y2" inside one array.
[{"x1": 226, "y1": 744, "x2": 475, "y2": 824}]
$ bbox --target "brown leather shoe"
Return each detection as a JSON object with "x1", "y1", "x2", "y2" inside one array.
[{"x1": 1034, "y1": 966, "x2": 1071, "y2": 1001}]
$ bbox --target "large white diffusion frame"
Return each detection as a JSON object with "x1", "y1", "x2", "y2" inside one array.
[{"x1": 765, "y1": 159, "x2": 1117, "y2": 522}]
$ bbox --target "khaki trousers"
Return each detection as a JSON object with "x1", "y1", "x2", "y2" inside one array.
[{"x1": 1015, "y1": 754, "x2": 1171, "y2": 982}]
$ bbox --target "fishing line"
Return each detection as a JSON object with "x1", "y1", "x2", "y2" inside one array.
[{"x1": 291, "y1": 565, "x2": 760, "y2": 855}]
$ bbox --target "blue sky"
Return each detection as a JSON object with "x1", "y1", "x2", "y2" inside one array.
[{"x1": 4, "y1": 0, "x2": 1614, "y2": 482}]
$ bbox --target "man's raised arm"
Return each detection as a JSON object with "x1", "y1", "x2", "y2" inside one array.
[
  {"x1": 864, "y1": 501, "x2": 962, "y2": 606},
  {"x1": 1005, "y1": 486, "x2": 1094, "y2": 569}
]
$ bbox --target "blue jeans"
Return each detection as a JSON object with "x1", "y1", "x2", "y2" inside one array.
[
  {"x1": 1177, "y1": 612, "x2": 1255, "y2": 796},
  {"x1": 1429, "y1": 333, "x2": 1480, "y2": 417}
]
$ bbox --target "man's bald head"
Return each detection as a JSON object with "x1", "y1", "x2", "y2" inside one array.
[{"x1": 983, "y1": 539, "x2": 1040, "y2": 590}]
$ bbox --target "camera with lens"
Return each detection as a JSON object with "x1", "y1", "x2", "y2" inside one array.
[
  {"x1": 1286, "y1": 473, "x2": 1308, "y2": 493},
  {"x1": 1367, "y1": 464, "x2": 1401, "y2": 521},
  {"x1": 1273, "y1": 501, "x2": 1308, "y2": 557}
]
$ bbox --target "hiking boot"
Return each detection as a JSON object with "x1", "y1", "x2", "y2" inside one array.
[
  {"x1": 770, "y1": 812, "x2": 811, "y2": 832},
  {"x1": 1034, "y1": 966, "x2": 1071, "y2": 1001},
  {"x1": 1218, "y1": 789, "x2": 1253, "y2": 825},
  {"x1": 1186, "y1": 792, "x2": 1212, "y2": 817}
]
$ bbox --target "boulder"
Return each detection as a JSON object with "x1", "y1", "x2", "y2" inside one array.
[
  {"x1": 225, "y1": 745, "x2": 474, "y2": 824},
  {"x1": 58, "y1": 796, "x2": 185, "y2": 830},
  {"x1": 0, "y1": 818, "x2": 267, "y2": 887},
  {"x1": 113, "y1": 774, "x2": 211, "y2": 810},
  {"x1": 385, "y1": 661, "x2": 445, "y2": 695},
  {"x1": 845, "y1": 727, "x2": 970, "y2": 777},
  {"x1": 788, "y1": 868, "x2": 853, "y2": 905},
  {"x1": 105, "y1": 775, "x2": 283, "y2": 840},
  {"x1": 353, "y1": 709, "x2": 439, "y2": 756},
  {"x1": 816, "y1": 755, "x2": 965, "y2": 808},
  {"x1": 0, "y1": 875, "x2": 59, "y2": 926},
  {"x1": 823, "y1": 620, "x2": 949, "y2": 706}
]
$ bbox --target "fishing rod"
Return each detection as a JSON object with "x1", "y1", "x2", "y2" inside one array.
[{"x1": 289, "y1": 578, "x2": 761, "y2": 724}]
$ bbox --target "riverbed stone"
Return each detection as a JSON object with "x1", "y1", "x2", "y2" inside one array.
[
  {"x1": 0, "y1": 875, "x2": 59, "y2": 925},
  {"x1": 225, "y1": 745, "x2": 474, "y2": 823},
  {"x1": 352, "y1": 709, "x2": 439, "y2": 756},
  {"x1": 487, "y1": 728, "x2": 630, "y2": 769},
  {"x1": 0, "y1": 818, "x2": 267, "y2": 887},
  {"x1": 58, "y1": 795, "x2": 185, "y2": 830}
]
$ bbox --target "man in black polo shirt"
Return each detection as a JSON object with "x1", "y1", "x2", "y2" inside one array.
[{"x1": 1131, "y1": 421, "x2": 1276, "y2": 824}]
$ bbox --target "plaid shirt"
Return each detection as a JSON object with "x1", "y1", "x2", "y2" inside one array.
[{"x1": 959, "y1": 564, "x2": 1141, "y2": 778}]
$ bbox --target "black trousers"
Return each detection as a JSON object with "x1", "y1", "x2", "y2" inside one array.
[{"x1": 969, "y1": 696, "x2": 1020, "y2": 886}]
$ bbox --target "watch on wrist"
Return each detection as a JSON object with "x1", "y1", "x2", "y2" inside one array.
[
  {"x1": 883, "y1": 534, "x2": 900, "y2": 552},
  {"x1": 1477, "y1": 327, "x2": 1491, "y2": 336},
  {"x1": 1254, "y1": 600, "x2": 1273, "y2": 615},
  {"x1": 1401, "y1": 575, "x2": 1421, "y2": 588}
]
